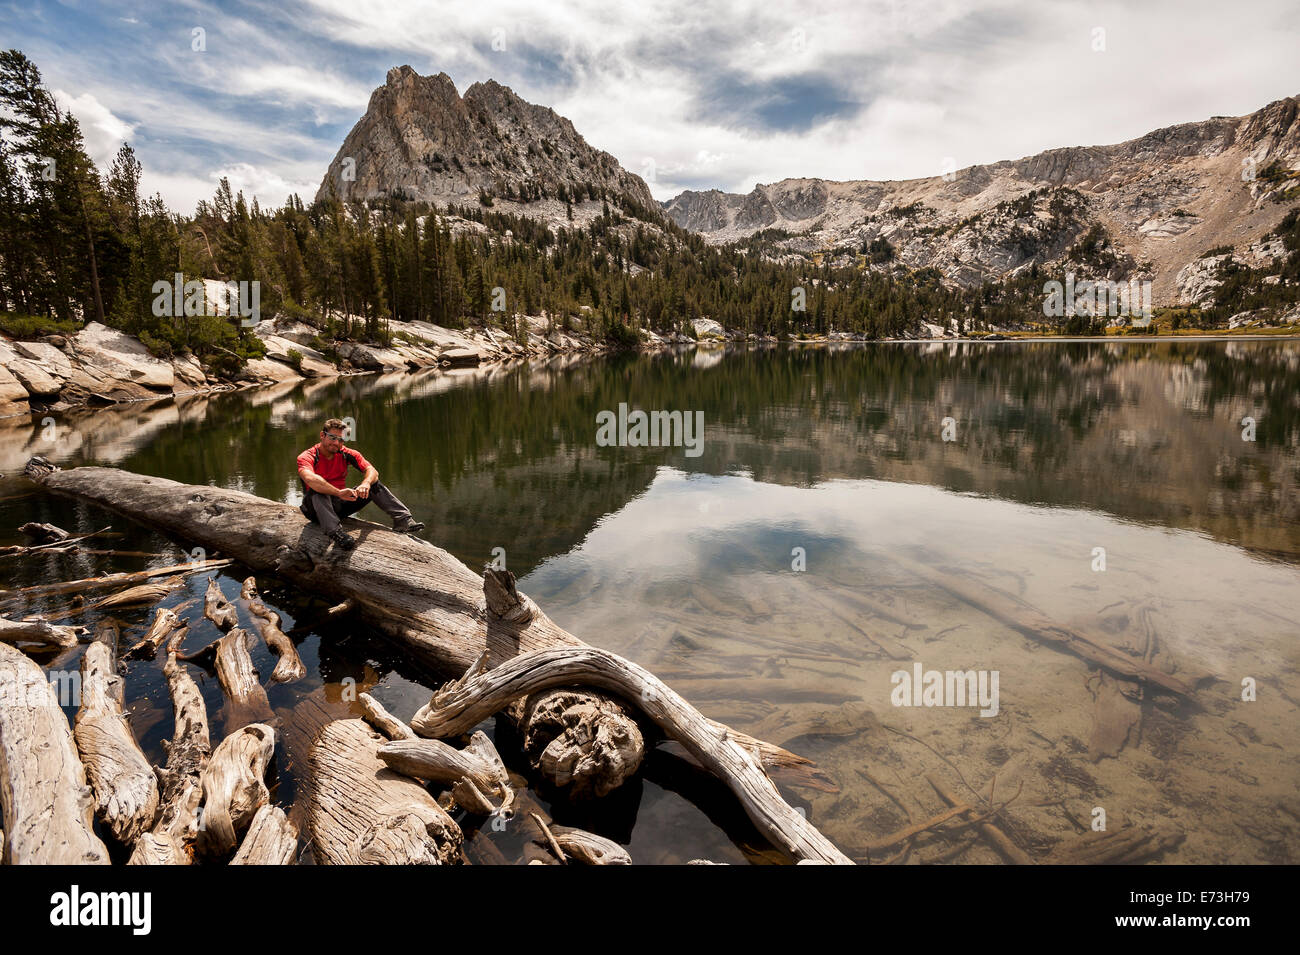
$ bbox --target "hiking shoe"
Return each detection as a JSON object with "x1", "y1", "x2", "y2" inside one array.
[
  {"x1": 329, "y1": 529, "x2": 357, "y2": 551},
  {"x1": 393, "y1": 518, "x2": 425, "y2": 535}
]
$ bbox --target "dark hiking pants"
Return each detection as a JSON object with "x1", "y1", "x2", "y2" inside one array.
[{"x1": 299, "y1": 480, "x2": 412, "y2": 535}]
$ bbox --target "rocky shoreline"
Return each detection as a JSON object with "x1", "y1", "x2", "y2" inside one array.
[{"x1": 0, "y1": 314, "x2": 631, "y2": 419}]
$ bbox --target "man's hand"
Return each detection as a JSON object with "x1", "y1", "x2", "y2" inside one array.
[
  {"x1": 338, "y1": 487, "x2": 358, "y2": 502},
  {"x1": 355, "y1": 482, "x2": 371, "y2": 500}
]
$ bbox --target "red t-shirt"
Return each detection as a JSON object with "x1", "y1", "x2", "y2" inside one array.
[{"x1": 297, "y1": 443, "x2": 373, "y2": 490}]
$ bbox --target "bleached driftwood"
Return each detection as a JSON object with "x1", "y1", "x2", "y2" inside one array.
[
  {"x1": 213, "y1": 628, "x2": 274, "y2": 730},
  {"x1": 0, "y1": 615, "x2": 78, "y2": 648},
  {"x1": 198, "y1": 722, "x2": 275, "y2": 855},
  {"x1": 359, "y1": 691, "x2": 416, "y2": 740},
  {"x1": 24, "y1": 458, "x2": 837, "y2": 845},
  {"x1": 86, "y1": 577, "x2": 184, "y2": 612},
  {"x1": 0, "y1": 642, "x2": 110, "y2": 864},
  {"x1": 129, "y1": 636, "x2": 211, "y2": 865},
  {"x1": 230, "y1": 804, "x2": 298, "y2": 865},
  {"x1": 204, "y1": 577, "x2": 238, "y2": 631},
  {"x1": 239, "y1": 577, "x2": 305, "y2": 684},
  {"x1": 124, "y1": 607, "x2": 188, "y2": 660},
  {"x1": 74, "y1": 626, "x2": 160, "y2": 845},
  {"x1": 378, "y1": 730, "x2": 514, "y2": 815},
  {"x1": 411, "y1": 647, "x2": 853, "y2": 864},
  {"x1": 304, "y1": 718, "x2": 462, "y2": 865},
  {"x1": 0, "y1": 559, "x2": 231, "y2": 608},
  {"x1": 549, "y1": 825, "x2": 631, "y2": 865}
]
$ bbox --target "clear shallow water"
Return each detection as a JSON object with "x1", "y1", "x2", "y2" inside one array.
[{"x1": 2, "y1": 341, "x2": 1297, "y2": 863}]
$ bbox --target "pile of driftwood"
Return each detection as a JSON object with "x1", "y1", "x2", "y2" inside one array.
[{"x1": 0, "y1": 457, "x2": 854, "y2": 864}]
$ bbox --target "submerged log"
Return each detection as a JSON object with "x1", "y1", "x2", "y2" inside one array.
[
  {"x1": 411, "y1": 647, "x2": 853, "y2": 864},
  {"x1": 1045, "y1": 824, "x2": 1185, "y2": 865},
  {"x1": 230, "y1": 804, "x2": 298, "y2": 865},
  {"x1": 893, "y1": 555, "x2": 1199, "y2": 696},
  {"x1": 0, "y1": 615, "x2": 79, "y2": 648},
  {"x1": 239, "y1": 577, "x2": 305, "y2": 684},
  {"x1": 128, "y1": 634, "x2": 211, "y2": 865},
  {"x1": 199, "y1": 723, "x2": 275, "y2": 856},
  {"x1": 23, "y1": 458, "x2": 840, "y2": 858},
  {"x1": 18, "y1": 521, "x2": 69, "y2": 543},
  {"x1": 0, "y1": 642, "x2": 110, "y2": 864},
  {"x1": 304, "y1": 718, "x2": 461, "y2": 865},
  {"x1": 74, "y1": 627, "x2": 160, "y2": 845}
]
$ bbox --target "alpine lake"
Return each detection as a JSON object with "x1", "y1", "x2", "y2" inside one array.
[{"x1": 2, "y1": 339, "x2": 1297, "y2": 864}]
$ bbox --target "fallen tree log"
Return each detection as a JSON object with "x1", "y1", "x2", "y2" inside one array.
[
  {"x1": 74, "y1": 623, "x2": 160, "y2": 845},
  {"x1": 129, "y1": 634, "x2": 211, "y2": 865},
  {"x1": 411, "y1": 647, "x2": 854, "y2": 865},
  {"x1": 305, "y1": 718, "x2": 462, "y2": 865},
  {"x1": 23, "y1": 457, "x2": 843, "y2": 860},
  {"x1": 199, "y1": 722, "x2": 275, "y2": 856},
  {"x1": 0, "y1": 615, "x2": 79, "y2": 648},
  {"x1": 239, "y1": 577, "x2": 305, "y2": 684},
  {"x1": 0, "y1": 642, "x2": 110, "y2": 864},
  {"x1": 230, "y1": 804, "x2": 298, "y2": 865}
]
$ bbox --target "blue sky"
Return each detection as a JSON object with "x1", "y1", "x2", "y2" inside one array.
[{"x1": 2, "y1": 0, "x2": 1297, "y2": 213}]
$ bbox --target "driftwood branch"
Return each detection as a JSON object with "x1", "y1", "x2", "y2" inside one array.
[
  {"x1": 927, "y1": 774, "x2": 1033, "y2": 864},
  {"x1": 203, "y1": 577, "x2": 238, "y2": 631},
  {"x1": 378, "y1": 730, "x2": 514, "y2": 815},
  {"x1": 239, "y1": 577, "x2": 305, "y2": 684},
  {"x1": 124, "y1": 607, "x2": 188, "y2": 660},
  {"x1": 358, "y1": 692, "x2": 416, "y2": 740},
  {"x1": 0, "y1": 615, "x2": 79, "y2": 648},
  {"x1": 0, "y1": 642, "x2": 110, "y2": 863},
  {"x1": 411, "y1": 647, "x2": 853, "y2": 864},
  {"x1": 0, "y1": 559, "x2": 231, "y2": 608}
]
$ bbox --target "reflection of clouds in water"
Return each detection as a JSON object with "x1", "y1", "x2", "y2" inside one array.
[{"x1": 526, "y1": 468, "x2": 1300, "y2": 675}]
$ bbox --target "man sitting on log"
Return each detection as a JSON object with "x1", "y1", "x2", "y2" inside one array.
[{"x1": 297, "y1": 418, "x2": 424, "y2": 550}]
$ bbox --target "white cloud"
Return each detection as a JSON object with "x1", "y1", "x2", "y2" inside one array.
[{"x1": 52, "y1": 90, "x2": 135, "y2": 167}]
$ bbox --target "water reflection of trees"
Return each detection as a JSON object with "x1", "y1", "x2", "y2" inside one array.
[{"x1": 33, "y1": 342, "x2": 1300, "y2": 571}]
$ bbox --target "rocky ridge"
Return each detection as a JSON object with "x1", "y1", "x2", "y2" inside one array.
[{"x1": 663, "y1": 97, "x2": 1300, "y2": 306}]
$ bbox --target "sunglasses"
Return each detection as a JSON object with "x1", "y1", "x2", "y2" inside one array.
[{"x1": 321, "y1": 431, "x2": 345, "y2": 442}]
